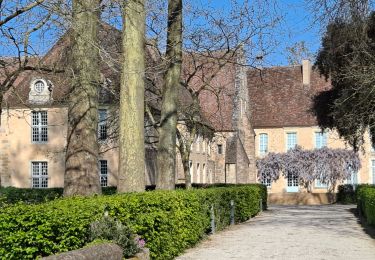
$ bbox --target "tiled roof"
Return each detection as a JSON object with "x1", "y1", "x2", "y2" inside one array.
[
  {"x1": 247, "y1": 65, "x2": 331, "y2": 128},
  {"x1": 1, "y1": 24, "x2": 238, "y2": 131}
]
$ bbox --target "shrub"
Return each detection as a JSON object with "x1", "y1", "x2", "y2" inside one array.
[
  {"x1": 0, "y1": 186, "x2": 118, "y2": 206},
  {"x1": 0, "y1": 184, "x2": 266, "y2": 260},
  {"x1": 337, "y1": 184, "x2": 356, "y2": 204},
  {"x1": 356, "y1": 185, "x2": 375, "y2": 226},
  {"x1": 0, "y1": 187, "x2": 63, "y2": 206},
  {"x1": 90, "y1": 216, "x2": 139, "y2": 257}
]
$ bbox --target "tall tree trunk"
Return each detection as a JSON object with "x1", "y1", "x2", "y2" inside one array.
[
  {"x1": 64, "y1": 0, "x2": 101, "y2": 196},
  {"x1": 118, "y1": 0, "x2": 146, "y2": 193},
  {"x1": 177, "y1": 127, "x2": 195, "y2": 189},
  {"x1": 156, "y1": 0, "x2": 183, "y2": 190}
]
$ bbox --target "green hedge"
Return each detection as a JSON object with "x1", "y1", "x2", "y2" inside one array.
[
  {"x1": 0, "y1": 187, "x2": 118, "y2": 206},
  {"x1": 337, "y1": 184, "x2": 356, "y2": 204},
  {"x1": 0, "y1": 184, "x2": 266, "y2": 260},
  {"x1": 357, "y1": 185, "x2": 375, "y2": 226}
]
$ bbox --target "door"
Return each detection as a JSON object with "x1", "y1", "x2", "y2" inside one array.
[{"x1": 287, "y1": 172, "x2": 299, "y2": 192}]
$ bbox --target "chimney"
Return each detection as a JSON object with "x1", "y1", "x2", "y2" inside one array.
[{"x1": 302, "y1": 59, "x2": 311, "y2": 86}]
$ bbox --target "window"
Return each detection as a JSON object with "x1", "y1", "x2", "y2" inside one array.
[
  {"x1": 286, "y1": 132, "x2": 297, "y2": 150},
  {"x1": 99, "y1": 160, "x2": 108, "y2": 187},
  {"x1": 196, "y1": 163, "x2": 200, "y2": 183},
  {"x1": 31, "y1": 162, "x2": 48, "y2": 188},
  {"x1": 346, "y1": 166, "x2": 358, "y2": 186},
  {"x1": 315, "y1": 179, "x2": 328, "y2": 188},
  {"x1": 372, "y1": 160, "x2": 375, "y2": 184},
  {"x1": 34, "y1": 80, "x2": 45, "y2": 93},
  {"x1": 32, "y1": 111, "x2": 48, "y2": 143},
  {"x1": 259, "y1": 133, "x2": 268, "y2": 155},
  {"x1": 262, "y1": 178, "x2": 271, "y2": 188},
  {"x1": 315, "y1": 132, "x2": 327, "y2": 149},
  {"x1": 196, "y1": 136, "x2": 201, "y2": 153},
  {"x1": 287, "y1": 172, "x2": 298, "y2": 187},
  {"x1": 203, "y1": 163, "x2": 206, "y2": 183},
  {"x1": 217, "y1": 144, "x2": 223, "y2": 155},
  {"x1": 98, "y1": 109, "x2": 107, "y2": 140},
  {"x1": 189, "y1": 160, "x2": 193, "y2": 182}
]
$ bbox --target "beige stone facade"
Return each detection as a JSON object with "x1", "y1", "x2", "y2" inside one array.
[
  {"x1": 254, "y1": 127, "x2": 375, "y2": 193},
  {"x1": 0, "y1": 105, "x2": 254, "y2": 188},
  {"x1": 2, "y1": 32, "x2": 372, "y2": 193},
  {"x1": 0, "y1": 48, "x2": 256, "y2": 188},
  {"x1": 248, "y1": 60, "x2": 375, "y2": 196}
]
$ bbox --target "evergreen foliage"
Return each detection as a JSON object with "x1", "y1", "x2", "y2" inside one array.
[
  {"x1": 314, "y1": 11, "x2": 375, "y2": 150},
  {"x1": 357, "y1": 184, "x2": 375, "y2": 225},
  {"x1": 0, "y1": 184, "x2": 266, "y2": 259}
]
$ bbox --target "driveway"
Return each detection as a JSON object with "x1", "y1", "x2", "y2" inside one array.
[{"x1": 176, "y1": 205, "x2": 375, "y2": 260}]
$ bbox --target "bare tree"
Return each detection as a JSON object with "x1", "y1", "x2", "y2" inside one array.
[
  {"x1": 118, "y1": 0, "x2": 146, "y2": 193},
  {"x1": 155, "y1": 0, "x2": 182, "y2": 190},
  {"x1": 64, "y1": 0, "x2": 102, "y2": 196}
]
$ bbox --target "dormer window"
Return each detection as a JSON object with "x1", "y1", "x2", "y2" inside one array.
[
  {"x1": 34, "y1": 80, "x2": 45, "y2": 93},
  {"x1": 29, "y1": 78, "x2": 53, "y2": 104}
]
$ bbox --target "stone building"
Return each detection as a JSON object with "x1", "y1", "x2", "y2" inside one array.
[
  {"x1": 2, "y1": 25, "x2": 374, "y2": 192},
  {"x1": 248, "y1": 60, "x2": 375, "y2": 202},
  {"x1": 0, "y1": 26, "x2": 256, "y2": 188}
]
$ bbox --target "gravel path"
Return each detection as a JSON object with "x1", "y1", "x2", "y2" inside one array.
[{"x1": 176, "y1": 205, "x2": 375, "y2": 260}]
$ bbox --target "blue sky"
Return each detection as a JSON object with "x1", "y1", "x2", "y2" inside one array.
[
  {"x1": 271, "y1": 0, "x2": 322, "y2": 65},
  {"x1": 208, "y1": 0, "x2": 322, "y2": 65},
  {"x1": 0, "y1": 0, "x2": 322, "y2": 66}
]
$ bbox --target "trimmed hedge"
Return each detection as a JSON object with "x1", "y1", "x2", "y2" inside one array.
[
  {"x1": 337, "y1": 184, "x2": 356, "y2": 204},
  {"x1": 357, "y1": 184, "x2": 375, "y2": 226},
  {"x1": 0, "y1": 184, "x2": 266, "y2": 260},
  {"x1": 0, "y1": 187, "x2": 118, "y2": 206}
]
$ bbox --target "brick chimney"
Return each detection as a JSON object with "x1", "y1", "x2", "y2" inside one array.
[{"x1": 302, "y1": 59, "x2": 311, "y2": 86}]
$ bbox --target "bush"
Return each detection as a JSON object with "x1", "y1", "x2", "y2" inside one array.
[
  {"x1": 0, "y1": 184, "x2": 266, "y2": 260},
  {"x1": 357, "y1": 185, "x2": 375, "y2": 226},
  {"x1": 0, "y1": 186, "x2": 118, "y2": 206},
  {"x1": 0, "y1": 187, "x2": 63, "y2": 206},
  {"x1": 90, "y1": 216, "x2": 139, "y2": 257},
  {"x1": 337, "y1": 184, "x2": 356, "y2": 204}
]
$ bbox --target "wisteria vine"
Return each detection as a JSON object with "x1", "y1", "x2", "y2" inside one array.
[{"x1": 256, "y1": 146, "x2": 361, "y2": 191}]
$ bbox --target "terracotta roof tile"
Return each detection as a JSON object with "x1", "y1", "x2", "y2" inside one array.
[{"x1": 247, "y1": 66, "x2": 331, "y2": 128}]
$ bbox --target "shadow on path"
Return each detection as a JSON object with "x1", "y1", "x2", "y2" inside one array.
[
  {"x1": 177, "y1": 204, "x2": 375, "y2": 260},
  {"x1": 346, "y1": 206, "x2": 375, "y2": 239}
]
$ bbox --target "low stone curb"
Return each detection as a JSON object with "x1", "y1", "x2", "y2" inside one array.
[
  {"x1": 42, "y1": 243, "x2": 123, "y2": 260},
  {"x1": 41, "y1": 243, "x2": 150, "y2": 260}
]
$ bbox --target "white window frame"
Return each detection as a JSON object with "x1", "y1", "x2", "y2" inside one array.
[
  {"x1": 345, "y1": 167, "x2": 359, "y2": 186},
  {"x1": 315, "y1": 131, "x2": 328, "y2": 149},
  {"x1": 262, "y1": 178, "x2": 271, "y2": 188},
  {"x1": 196, "y1": 136, "x2": 201, "y2": 153},
  {"x1": 31, "y1": 161, "x2": 48, "y2": 188},
  {"x1": 196, "y1": 163, "x2": 200, "y2": 183},
  {"x1": 202, "y1": 163, "x2": 206, "y2": 183},
  {"x1": 259, "y1": 133, "x2": 268, "y2": 155},
  {"x1": 99, "y1": 160, "x2": 108, "y2": 187},
  {"x1": 372, "y1": 160, "x2": 375, "y2": 184},
  {"x1": 98, "y1": 109, "x2": 108, "y2": 141},
  {"x1": 31, "y1": 111, "x2": 48, "y2": 143},
  {"x1": 286, "y1": 132, "x2": 297, "y2": 151},
  {"x1": 189, "y1": 160, "x2": 193, "y2": 182},
  {"x1": 315, "y1": 179, "x2": 328, "y2": 189}
]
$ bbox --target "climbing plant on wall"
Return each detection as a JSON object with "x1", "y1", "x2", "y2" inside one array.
[{"x1": 256, "y1": 146, "x2": 361, "y2": 191}]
